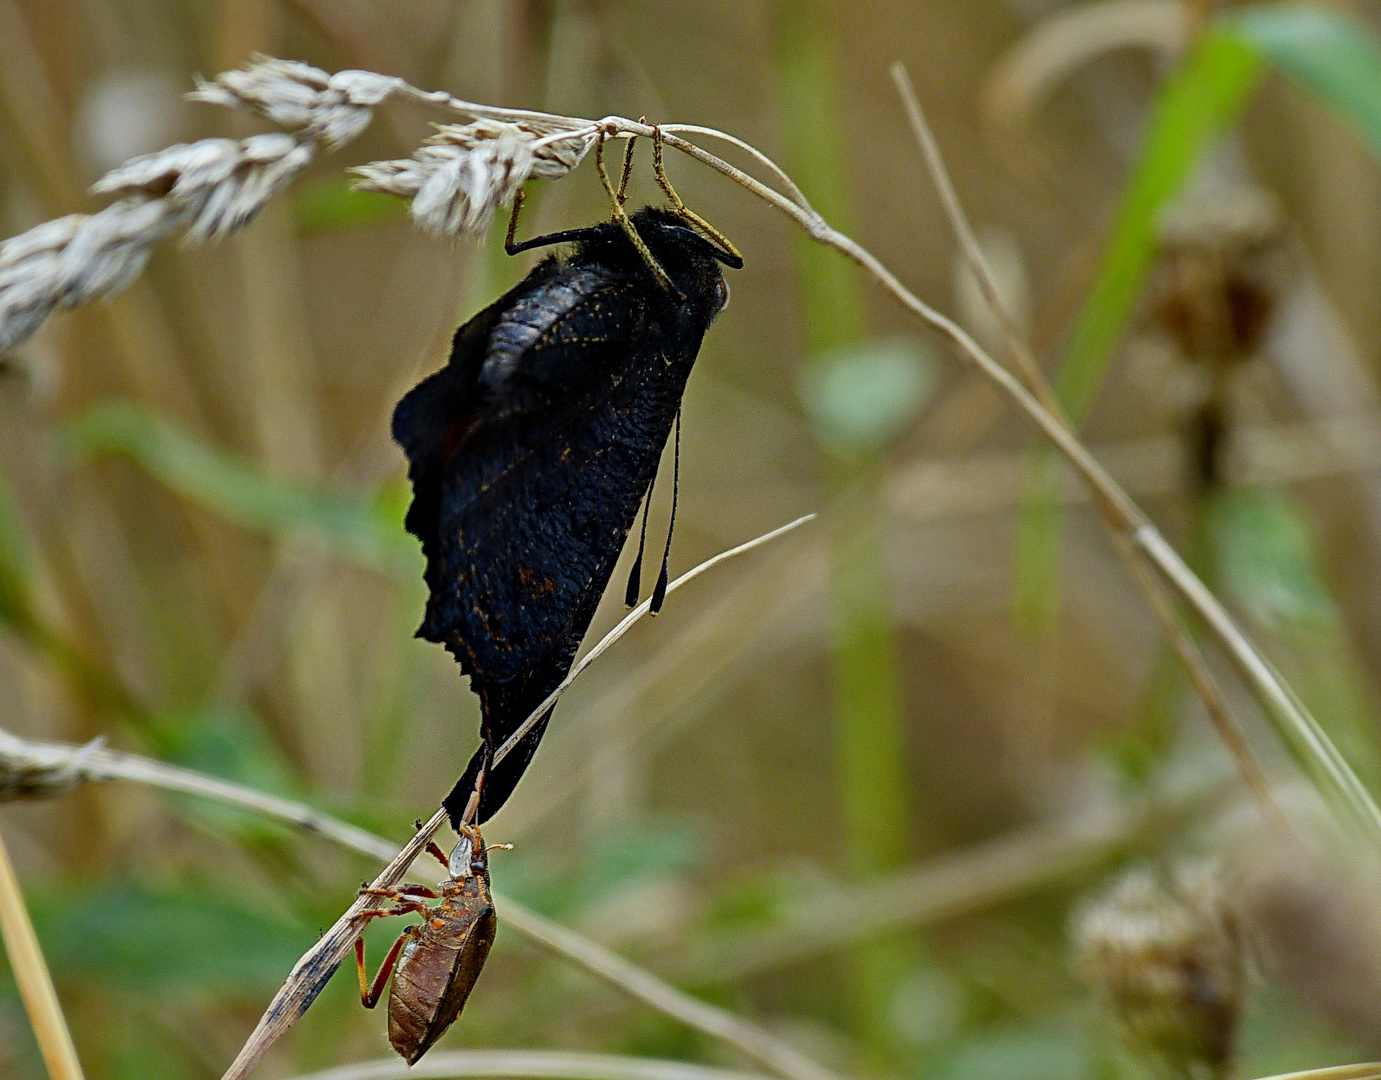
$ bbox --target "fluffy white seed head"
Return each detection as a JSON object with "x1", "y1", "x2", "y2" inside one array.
[
  {"x1": 0, "y1": 199, "x2": 183, "y2": 352},
  {"x1": 0, "y1": 129, "x2": 318, "y2": 350},
  {"x1": 352, "y1": 119, "x2": 592, "y2": 238},
  {"x1": 92, "y1": 133, "x2": 315, "y2": 242},
  {"x1": 188, "y1": 56, "x2": 400, "y2": 147},
  {"x1": 0, "y1": 55, "x2": 601, "y2": 352}
]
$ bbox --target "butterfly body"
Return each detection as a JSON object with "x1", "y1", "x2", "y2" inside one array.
[{"x1": 393, "y1": 208, "x2": 737, "y2": 824}]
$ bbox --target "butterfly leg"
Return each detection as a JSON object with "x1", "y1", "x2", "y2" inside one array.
[
  {"x1": 595, "y1": 134, "x2": 677, "y2": 294},
  {"x1": 615, "y1": 127, "x2": 639, "y2": 206},
  {"x1": 504, "y1": 188, "x2": 527, "y2": 252},
  {"x1": 651, "y1": 127, "x2": 743, "y2": 264}
]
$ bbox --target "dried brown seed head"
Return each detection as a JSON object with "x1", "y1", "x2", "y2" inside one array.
[{"x1": 1073, "y1": 863, "x2": 1243, "y2": 1078}]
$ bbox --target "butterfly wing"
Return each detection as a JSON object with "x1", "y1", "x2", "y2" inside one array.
[{"x1": 395, "y1": 259, "x2": 696, "y2": 822}]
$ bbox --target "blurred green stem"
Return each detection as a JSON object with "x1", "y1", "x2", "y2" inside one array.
[{"x1": 775, "y1": 0, "x2": 913, "y2": 1046}]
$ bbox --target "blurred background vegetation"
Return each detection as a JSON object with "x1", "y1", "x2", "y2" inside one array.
[{"x1": 10, "y1": 0, "x2": 1381, "y2": 1078}]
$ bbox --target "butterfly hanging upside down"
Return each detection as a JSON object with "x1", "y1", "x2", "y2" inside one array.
[{"x1": 392, "y1": 133, "x2": 743, "y2": 827}]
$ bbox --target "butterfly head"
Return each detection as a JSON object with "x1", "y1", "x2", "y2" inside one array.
[{"x1": 605, "y1": 207, "x2": 742, "y2": 320}]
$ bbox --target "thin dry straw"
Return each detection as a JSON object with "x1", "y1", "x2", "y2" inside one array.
[
  {"x1": 0, "y1": 528, "x2": 831, "y2": 1080},
  {"x1": 886, "y1": 62, "x2": 1291, "y2": 834},
  {"x1": 281, "y1": 1053, "x2": 1381, "y2": 1080},
  {"x1": 0, "y1": 827, "x2": 85, "y2": 1080},
  {"x1": 1246, "y1": 1066, "x2": 1381, "y2": 1080},
  {"x1": 283, "y1": 1050, "x2": 776, "y2": 1080},
  {"x1": 492, "y1": 515, "x2": 815, "y2": 766},
  {"x1": 217, "y1": 514, "x2": 823, "y2": 1080}
]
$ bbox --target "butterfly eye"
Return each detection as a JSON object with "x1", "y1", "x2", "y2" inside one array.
[{"x1": 714, "y1": 277, "x2": 730, "y2": 313}]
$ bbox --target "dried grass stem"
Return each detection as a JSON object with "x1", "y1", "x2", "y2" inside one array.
[
  {"x1": 887, "y1": 62, "x2": 1289, "y2": 833},
  {"x1": 0, "y1": 827, "x2": 85, "y2": 1080}
]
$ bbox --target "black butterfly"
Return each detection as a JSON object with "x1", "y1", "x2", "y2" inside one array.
[{"x1": 393, "y1": 206, "x2": 742, "y2": 826}]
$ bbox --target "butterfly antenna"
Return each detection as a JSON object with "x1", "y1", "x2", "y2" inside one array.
[
  {"x1": 596, "y1": 134, "x2": 678, "y2": 294},
  {"x1": 651, "y1": 127, "x2": 743, "y2": 266},
  {"x1": 651, "y1": 407, "x2": 681, "y2": 615},
  {"x1": 625, "y1": 464, "x2": 658, "y2": 607}
]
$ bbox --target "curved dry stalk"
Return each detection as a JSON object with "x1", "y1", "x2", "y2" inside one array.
[
  {"x1": 577, "y1": 92, "x2": 1380, "y2": 845},
  {"x1": 1247, "y1": 1067, "x2": 1381, "y2": 1080},
  {"x1": 0, "y1": 827, "x2": 85, "y2": 1080},
  {"x1": 0, "y1": 726, "x2": 842, "y2": 1080},
  {"x1": 0, "y1": 517, "x2": 832, "y2": 1080},
  {"x1": 284, "y1": 1050, "x2": 775, "y2": 1080},
  {"x1": 493, "y1": 515, "x2": 816, "y2": 766},
  {"x1": 886, "y1": 63, "x2": 1289, "y2": 833}
]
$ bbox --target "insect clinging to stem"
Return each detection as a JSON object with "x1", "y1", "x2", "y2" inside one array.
[
  {"x1": 392, "y1": 128, "x2": 743, "y2": 828},
  {"x1": 353, "y1": 786, "x2": 510, "y2": 1064}
]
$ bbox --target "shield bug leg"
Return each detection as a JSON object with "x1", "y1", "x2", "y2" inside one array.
[
  {"x1": 360, "y1": 884, "x2": 439, "y2": 901},
  {"x1": 358, "y1": 898, "x2": 429, "y2": 918},
  {"x1": 651, "y1": 127, "x2": 744, "y2": 268},
  {"x1": 413, "y1": 818, "x2": 452, "y2": 870},
  {"x1": 356, "y1": 929, "x2": 414, "y2": 1008}
]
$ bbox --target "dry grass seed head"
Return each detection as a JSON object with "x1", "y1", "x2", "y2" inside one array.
[
  {"x1": 1074, "y1": 863, "x2": 1243, "y2": 1078},
  {"x1": 188, "y1": 55, "x2": 402, "y2": 147},
  {"x1": 352, "y1": 119, "x2": 592, "y2": 239}
]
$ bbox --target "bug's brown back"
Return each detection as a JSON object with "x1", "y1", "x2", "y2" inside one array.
[{"x1": 387, "y1": 876, "x2": 497, "y2": 1064}]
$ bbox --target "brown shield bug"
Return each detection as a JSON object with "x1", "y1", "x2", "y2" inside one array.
[{"x1": 354, "y1": 822, "x2": 507, "y2": 1063}]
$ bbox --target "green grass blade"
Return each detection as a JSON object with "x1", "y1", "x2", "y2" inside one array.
[
  {"x1": 1053, "y1": 28, "x2": 1261, "y2": 420},
  {"x1": 63, "y1": 402, "x2": 416, "y2": 576},
  {"x1": 1017, "y1": 28, "x2": 1261, "y2": 627},
  {"x1": 0, "y1": 480, "x2": 34, "y2": 634},
  {"x1": 290, "y1": 175, "x2": 407, "y2": 232},
  {"x1": 1227, "y1": 5, "x2": 1381, "y2": 162}
]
